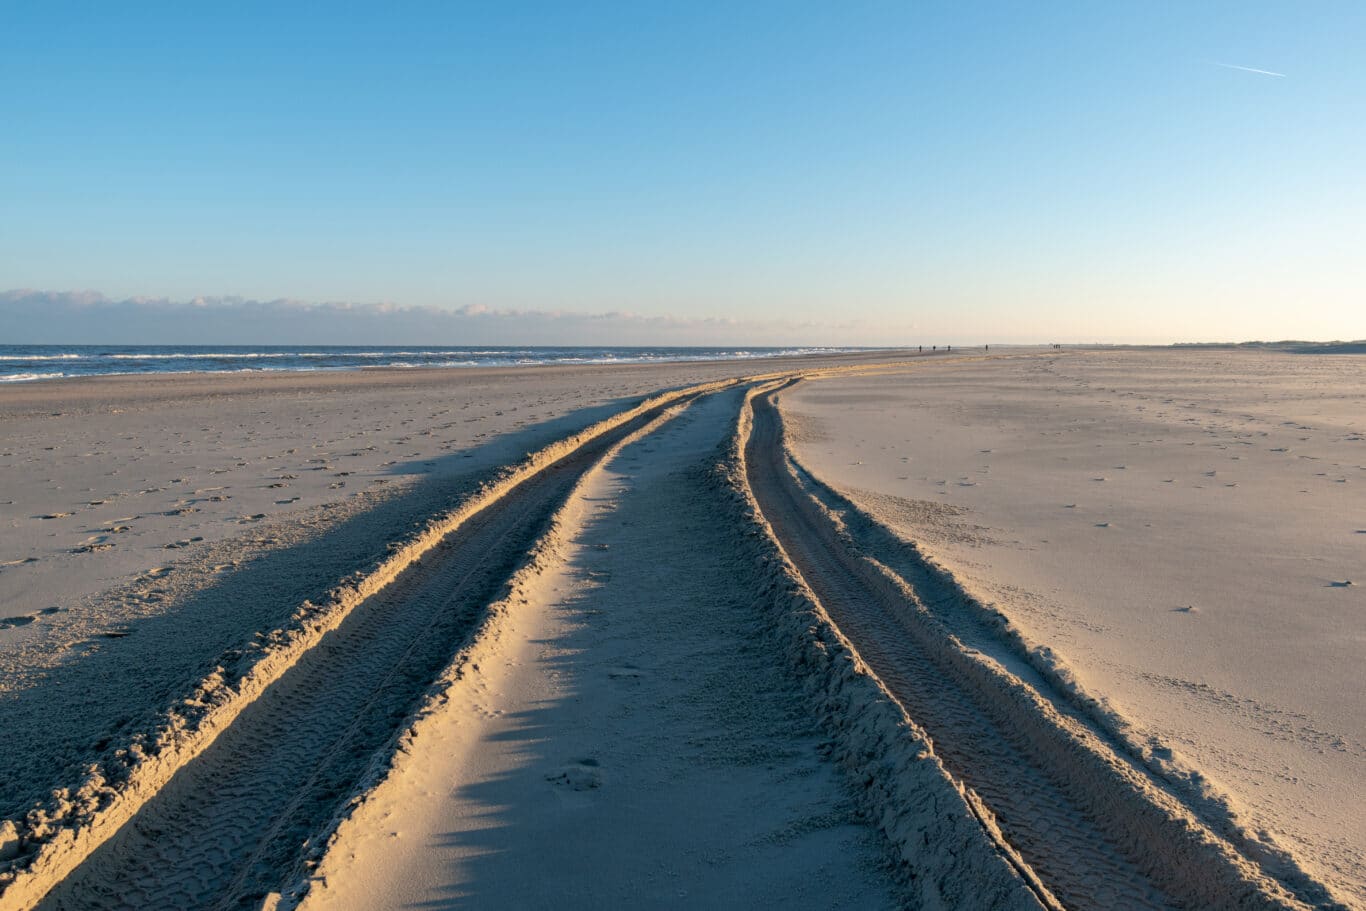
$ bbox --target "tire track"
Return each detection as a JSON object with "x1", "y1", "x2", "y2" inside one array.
[
  {"x1": 743, "y1": 383, "x2": 1308, "y2": 911},
  {"x1": 33, "y1": 393, "x2": 705, "y2": 911},
  {"x1": 2, "y1": 379, "x2": 739, "y2": 911}
]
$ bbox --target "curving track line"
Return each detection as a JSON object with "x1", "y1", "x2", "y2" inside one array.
[
  {"x1": 35, "y1": 395, "x2": 702, "y2": 911},
  {"x1": 743, "y1": 383, "x2": 1307, "y2": 911}
]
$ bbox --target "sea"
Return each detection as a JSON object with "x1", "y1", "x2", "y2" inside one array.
[{"x1": 0, "y1": 344, "x2": 865, "y2": 383}]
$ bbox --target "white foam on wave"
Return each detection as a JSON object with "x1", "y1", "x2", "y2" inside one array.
[
  {"x1": 0, "y1": 372, "x2": 62, "y2": 382},
  {"x1": 0, "y1": 347, "x2": 873, "y2": 383},
  {"x1": 0, "y1": 354, "x2": 86, "y2": 361}
]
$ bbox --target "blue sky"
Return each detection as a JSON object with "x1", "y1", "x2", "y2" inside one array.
[{"x1": 3, "y1": 2, "x2": 1363, "y2": 344}]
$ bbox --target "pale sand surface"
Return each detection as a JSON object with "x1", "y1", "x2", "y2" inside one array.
[
  {"x1": 784, "y1": 348, "x2": 1366, "y2": 903},
  {"x1": 0, "y1": 363, "x2": 680, "y2": 828},
  {"x1": 0, "y1": 358, "x2": 876, "y2": 628},
  {"x1": 0, "y1": 350, "x2": 913, "y2": 909},
  {"x1": 4, "y1": 347, "x2": 1348, "y2": 910},
  {"x1": 302, "y1": 389, "x2": 898, "y2": 910}
]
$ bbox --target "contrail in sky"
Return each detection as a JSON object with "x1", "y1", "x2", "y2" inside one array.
[{"x1": 1211, "y1": 61, "x2": 1286, "y2": 77}]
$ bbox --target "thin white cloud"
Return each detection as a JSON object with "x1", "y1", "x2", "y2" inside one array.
[{"x1": 1210, "y1": 61, "x2": 1286, "y2": 78}]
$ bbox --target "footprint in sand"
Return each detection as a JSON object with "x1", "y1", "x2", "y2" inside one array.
[
  {"x1": 0, "y1": 615, "x2": 38, "y2": 629},
  {"x1": 546, "y1": 758, "x2": 602, "y2": 791},
  {"x1": 1328, "y1": 580, "x2": 1354, "y2": 588},
  {"x1": 72, "y1": 542, "x2": 115, "y2": 554}
]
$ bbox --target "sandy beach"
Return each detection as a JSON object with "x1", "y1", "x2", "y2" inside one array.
[
  {"x1": 784, "y1": 349, "x2": 1366, "y2": 905},
  {"x1": 300, "y1": 388, "x2": 901, "y2": 910},
  {"x1": 9, "y1": 2, "x2": 1362, "y2": 907},
  {"x1": 1, "y1": 348, "x2": 1359, "y2": 910}
]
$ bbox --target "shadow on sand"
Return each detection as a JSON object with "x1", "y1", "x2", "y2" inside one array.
[
  {"x1": 0, "y1": 394, "x2": 642, "y2": 823},
  {"x1": 383, "y1": 391, "x2": 895, "y2": 910}
]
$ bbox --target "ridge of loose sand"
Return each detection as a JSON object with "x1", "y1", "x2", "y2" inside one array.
[
  {"x1": 0, "y1": 351, "x2": 930, "y2": 908},
  {"x1": 10, "y1": 348, "x2": 1346, "y2": 909},
  {"x1": 297, "y1": 388, "x2": 903, "y2": 910},
  {"x1": 783, "y1": 349, "x2": 1366, "y2": 907},
  {"x1": 722, "y1": 381, "x2": 1051, "y2": 910},
  {"x1": 756, "y1": 380, "x2": 1329, "y2": 908},
  {"x1": 0, "y1": 375, "x2": 738, "y2": 909}
]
